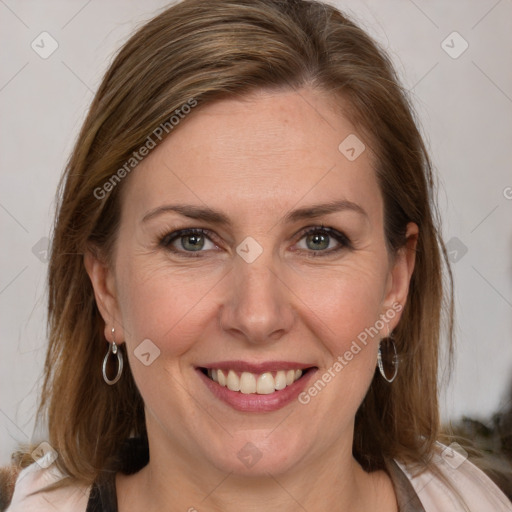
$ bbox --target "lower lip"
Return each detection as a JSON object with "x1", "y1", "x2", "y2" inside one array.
[{"x1": 196, "y1": 368, "x2": 318, "y2": 412}]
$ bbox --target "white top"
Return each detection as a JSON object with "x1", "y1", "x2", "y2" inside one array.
[
  {"x1": 5, "y1": 442, "x2": 512, "y2": 511},
  {"x1": 395, "y1": 442, "x2": 512, "y2": 511}
]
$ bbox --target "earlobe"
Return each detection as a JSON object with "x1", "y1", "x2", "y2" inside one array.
[{"x1": 84, "y1": 249, "x2": 125, "y2": 341}]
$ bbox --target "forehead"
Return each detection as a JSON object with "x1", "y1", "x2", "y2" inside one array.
[{"x1": 120, "y1": 88, "x2": 382, "y2": 226}]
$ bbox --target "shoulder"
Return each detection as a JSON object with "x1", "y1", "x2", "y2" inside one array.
[
  {"x1": 395, "y1": 442, "x2": 512, "y2": 512},
  {"x1": 4, "y1": 462, "x2": 90, "y2": 512}
]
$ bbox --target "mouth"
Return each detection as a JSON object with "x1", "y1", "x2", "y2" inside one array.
[
  {"x1": 198, "y1": 366, "x2": 316, "y2": 394},
  {"x1": 196, "y1": 362, "x2": 318, "y2": 412}
]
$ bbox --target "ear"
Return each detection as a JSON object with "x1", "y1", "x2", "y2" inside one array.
[
  {"x1": 84, "y1": 248, "x2": 125, "y2": 342},
  {"x1": 381, "y1": 222, "x2": 418, "y2": 332}
]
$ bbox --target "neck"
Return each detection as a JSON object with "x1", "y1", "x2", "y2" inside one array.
[{"x1": 116, "y1": 428, "x2": 395, "y2": 512}]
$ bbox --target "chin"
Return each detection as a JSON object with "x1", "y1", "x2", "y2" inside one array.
[{"x1": 203, "y1": 431, "x2": 307, "y2": 477}]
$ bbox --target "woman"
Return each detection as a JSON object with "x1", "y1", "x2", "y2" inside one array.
[{"x1": 2, "y1": 0, "x2": 511, "y2": 510}]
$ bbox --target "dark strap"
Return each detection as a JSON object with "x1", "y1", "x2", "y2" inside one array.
[
  {"x1": 385, "y1": 458, "x2": 427, "y2": 512},
  {"x1": 86, "y1": 436, "x2": 149, "y2": 512},
  {"x1": 86, "y1": 470, "x2": 118, "y2": 512}
]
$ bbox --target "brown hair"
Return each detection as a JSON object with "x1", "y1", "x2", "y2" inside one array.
[{"x1": 6, "y1": 0, "x2": 484, "y2": 506}]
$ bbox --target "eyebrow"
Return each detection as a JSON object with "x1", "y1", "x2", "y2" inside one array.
[{"x1": 141, "y1": 199, "x2": 368, "y2": 225}]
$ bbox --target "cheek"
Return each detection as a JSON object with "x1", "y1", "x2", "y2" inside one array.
[
  {"x1": 290, "y1": 260, "x2": 389, "y2": 356},
  {"x1": 292, "y1": 264, "x2": 388, "y2": 420},
  {"x1": 115, "y1": 254, "x2": 225, "y2": 355}
]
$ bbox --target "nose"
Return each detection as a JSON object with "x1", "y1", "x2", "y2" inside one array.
[{"x1": 219, "y1": 251, "x2": 295, "y2": 346}]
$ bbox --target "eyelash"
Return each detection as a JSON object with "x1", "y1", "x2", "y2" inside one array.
[{"x1": 158, "y1": 225, "x2": 352, "y2": 258}]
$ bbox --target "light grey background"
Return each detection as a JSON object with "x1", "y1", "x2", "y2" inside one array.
[{"x1": 1, "y1": 0, "x2": 511, "y2": 465}]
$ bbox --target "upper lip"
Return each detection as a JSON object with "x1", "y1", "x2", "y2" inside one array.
[{"x1": 198, "y1": 361, "x2": 317, "y2": 373}]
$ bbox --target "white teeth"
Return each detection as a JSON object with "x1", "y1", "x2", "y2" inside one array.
[
  {"x1": 256, "y1": 372, "x2": 275, "y2": 394},
  {"x1": 274, "y1": 370, "x2": 287, "y2": 390},
  {"x1": 227, "y1": 370, "x2": 240, "y2": 391},
  {"x1": 206, "y1": 368, "x2": 306, "y2": 394},
  {"x1": 240, "y1": 372, "x2": 257, "y2": 394}
]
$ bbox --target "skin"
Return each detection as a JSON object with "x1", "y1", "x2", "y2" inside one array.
[{"x1": 85, "y1": 87, "x2": 418, "y2": 512}]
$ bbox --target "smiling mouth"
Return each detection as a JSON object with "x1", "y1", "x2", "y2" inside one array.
[{"x1": 199, "y1": 367, "x2": 316, "y2": 395}]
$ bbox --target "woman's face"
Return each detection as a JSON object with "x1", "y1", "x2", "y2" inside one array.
[{"x1": 87, "y1": 87, "x2": 417, "y2": 477}]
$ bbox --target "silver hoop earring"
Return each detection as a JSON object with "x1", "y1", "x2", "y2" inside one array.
[
  {"x1": 102, "y1": 327, "x2": 124, "y2": 385},
  {"x1": 377, "y1": 331, "x2": 398, "y2": 383}
]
